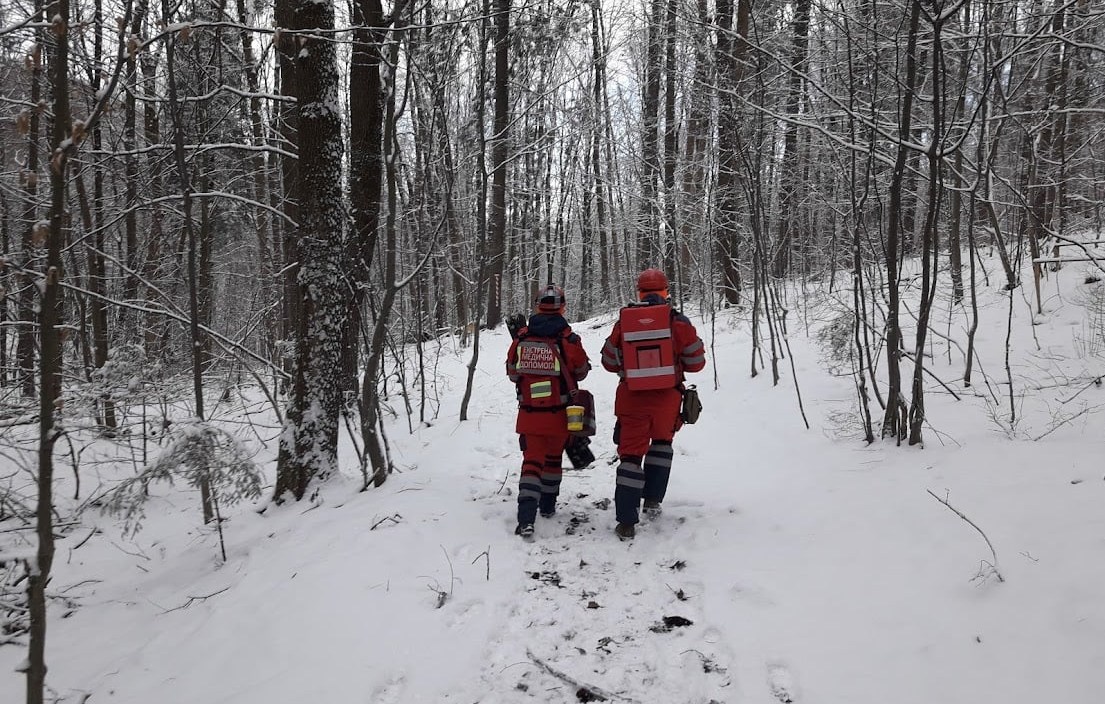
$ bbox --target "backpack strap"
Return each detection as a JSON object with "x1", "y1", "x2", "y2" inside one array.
[{"x1": 556, "y1": 330, "x2": 579, "y2": 395}]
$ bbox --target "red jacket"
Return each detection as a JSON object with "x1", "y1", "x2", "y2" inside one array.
[
  {"x1": 506, "y1": 314, "x2": 590, "y2": 434},
  {"x1": 601, "y1": 303, "x2": 705, "y2": 416}
]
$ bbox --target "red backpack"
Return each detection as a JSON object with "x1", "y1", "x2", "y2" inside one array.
[
  {"x1": 513, "y1": 331, "x2": 573, "y2": 409},
  {"x1": 618, "y1": 303, "x2": 677, "y2": 390}
]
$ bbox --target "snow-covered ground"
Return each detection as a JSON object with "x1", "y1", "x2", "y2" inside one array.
[{"x1": 3, "y1": 255, "x2": 1105, "y2": 703}]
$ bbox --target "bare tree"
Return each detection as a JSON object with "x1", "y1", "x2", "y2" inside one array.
[{"x1": 482, "y1": 0, "x2": 510, "y2": 330}]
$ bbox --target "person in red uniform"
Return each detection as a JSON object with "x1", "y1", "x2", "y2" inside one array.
[
  {"x1": 601, "y1": 268, "x2": 706, "y2": 539},
  {"x1": 506, "y1": 284, "x2": 591, "y2": 540}
]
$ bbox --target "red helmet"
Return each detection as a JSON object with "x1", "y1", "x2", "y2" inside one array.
[
  {"x1": 534, "y1": 284, "x2": 566, "y2": 314},
  {"x1": 636, "y1": 268, "x2": 669, "y2": 300}
]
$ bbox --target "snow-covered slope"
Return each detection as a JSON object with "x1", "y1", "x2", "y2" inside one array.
[{"x1": 2, "y1": 261, "x2": 1104, "y2": 703}]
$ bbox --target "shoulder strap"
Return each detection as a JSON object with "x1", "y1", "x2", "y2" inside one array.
[{"x1": 555, "y1": 330, "x2": 578, "y2": 394}]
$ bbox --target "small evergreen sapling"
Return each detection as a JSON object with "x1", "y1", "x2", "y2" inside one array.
[{"x1": 104, "y1": 420, "x2": 261, "y2": 557}]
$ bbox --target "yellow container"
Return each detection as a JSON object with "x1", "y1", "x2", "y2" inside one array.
[{"x1": 566, "y1": 405, "x2": 585, "y2": 432}]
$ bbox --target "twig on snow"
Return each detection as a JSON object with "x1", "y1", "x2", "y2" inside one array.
[
  {"x1": 926, "y1": 490, "x2": 1004, "y2": 583},
  {"x1": 425, "y1": 545, "x2": 457, "y2": 609},
  {"x1": 159, "y1": 586, "x2": 231, "y2": 613},
  {"x1": 1060, "y1": 374, "x2": 1104, "y2": 405},
  {"x1": 471, "y1": 546, "x2": 490, "y2": 581},
  {"x1": 370, "y1": 513, "x2": 403, "y2": 530},
  {"x1": 70, "y1": 528, "x2": 98, "y2": 551},
  {"x1": 1032, "y1": 405, "x2": 1094, "y2": 441},
  {"x1": 525, "y1": 648, "x2": 638, "y2": 703}
]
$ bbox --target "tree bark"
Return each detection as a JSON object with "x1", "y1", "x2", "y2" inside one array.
[
  {"x1": 485, "y1": 0, "x2": 510, "y2": 329},
  {"x1": 345, "y1": 0, "x2": 386, "y2": 394},
  {"x1": 274, "y1": 0, "x2": 347, "y2": 500},
  {"x1": 714, "y1": 0, "x2": 750, "y2": 305},
  {"x1": 17, "y1": 1, "x2": 45, "y2": 399},
  {"x1": 27, "y1": 1, "x2": 69, "y2": 698},
  {"x1": 772, "y1": 0, "x2": 811, "y2": 279},
  {"x1": 638, "y1": 0, "x2": 663, "y2": 269},
  {"x1": 880, "y1": 0, "x2": 922, "y2": 442}
]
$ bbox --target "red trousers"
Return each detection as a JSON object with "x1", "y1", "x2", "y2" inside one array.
[
  {"x1": 516, "y1": 427, "x2": 568, "y2": 524},
  {"x1": 614, "y1": 385, "x2": 682, "y2": 457}
]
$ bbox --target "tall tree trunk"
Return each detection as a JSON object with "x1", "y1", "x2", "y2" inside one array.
[
  {"x1": 946, "y1": 0, "x2": 972, "y2": 306},
  {"x1": 166, "y1": 29, "x2": 214, "y2": 523},
  {"x1": 714, "y1": 0, "x2": 750, "y2": 305},
  {"x1": 17, "y1": 1, "x2": 45, "y2": 398},
  {"x1": 679, "y1": 0, "x2": 711, "y2": 296},
  {"x1": 638, "y1": 0, "x2": 663, "y2": 268},
  {"x1": 274, "y1": 0, "x2": 347, "y2": 500},
  {"x1": 433, "y1": 82, "x2": 468, "y2": 329},
  {"x1": 460, "y1": 0, "x2": 493, "y2": 421},
  {"x1": 136, "y1": 0, "x2": 164, "y2": 359},
  {"x1": 881, "y1": 0, "x2": 922, "y2": 442},
  {"x1": 27, "y1": 1, "x2": 69, "y2": 699},
  {"x1": 237, "y1": 0, "x2": 276, "y2": 359},
  {"x1": 359, "y1": 8, "x2": 408, "y2": 488},
  {"x1": 908, "y1": 9, "x2": 950, "y2": 446},
  {"x1": 661, "y1": 0, "x2": 678, "y2": 280},
  {"x1": 123, "y1": 2, "x2": 140, "y2": 332},
  {"x1": 772, "y1": 0, "x2": 811, "y2": 279},
  {"x1": 590, "y1": 0, "x2": 611, "y2": 302},
  {"x1": 0, "y1": 152, "x2": 8, "y2": 386},
  {"x1": 1027, "y1": 0, "x2": 1067, "y2": 246},
  {"x1": 86, "y1": 0, "x2": 114, "y2": 428},
  {"x1": 346, "y1": 0, "x2": 386, "y2": 395},
  {"x1": 274, "y1": 0, "x2": 301, "y2": 383},
  {"x1": 485, "y1": 0, "x2": 509, "y2": 329}
]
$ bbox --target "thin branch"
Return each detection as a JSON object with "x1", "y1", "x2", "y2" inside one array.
[
  {"x1": 471, "y1": 546, "x2": 490, "y2": 581},
  {"x1": 1032, "y1": 406, "x2": 1095, "y2": 441},
  {"x1": 158, "y1": 586, "x2": 231, "y2": 613},
  {"x1": 926, "y1": 490, "x2": 1004, "y2": 583}
]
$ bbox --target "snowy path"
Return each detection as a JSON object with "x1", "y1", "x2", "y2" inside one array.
[{"x1": 442, "y1": 450, "x2": 749, "y2": 704}]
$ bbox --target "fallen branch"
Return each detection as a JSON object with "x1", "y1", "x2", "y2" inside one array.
[
  {"x1": 525, "y1": 648, "x2": 637, "y2": 703},
  {"x1": 370, "y1": 513, "x2": 402, "y2": 530},
  {"x1": 160, "y1": 586, "x2": 231, "y2": 613},
  {"x1": 927, "y1": 490, "x2": 1004, "y2": 583}
]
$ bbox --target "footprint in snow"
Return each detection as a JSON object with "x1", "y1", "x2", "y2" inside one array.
[
  {"x1": 767, "y1": 661, "x2": 799, "y2": 703},
  {"x1": 368, "y1": 672, "x2": 406, "y2": 704}
]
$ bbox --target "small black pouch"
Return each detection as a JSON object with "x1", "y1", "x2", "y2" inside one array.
[
  {"x1": 681, "y1": 385, "x2": 702, "y2": 424},
  {"x1": 565, "y1": 436, "x2": 596, "y2": 469}
]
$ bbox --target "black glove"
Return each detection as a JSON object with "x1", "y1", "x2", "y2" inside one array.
[{"x1": 506, "y1": 313, "x2": 526, "y2": 339}]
